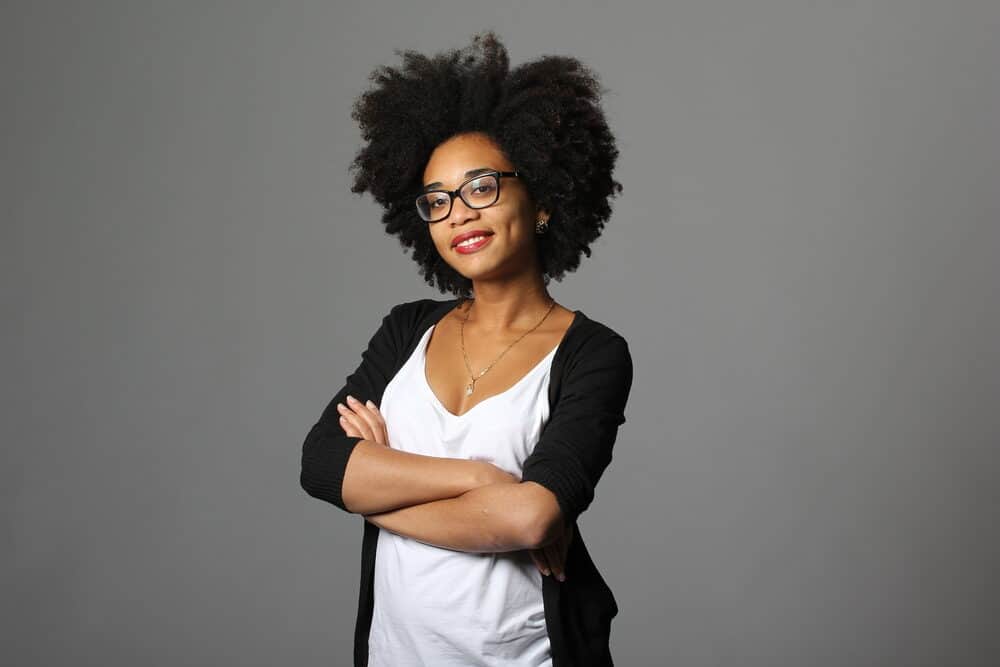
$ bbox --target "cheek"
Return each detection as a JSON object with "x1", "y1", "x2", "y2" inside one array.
[
  {"x1": 510, "y1": 214, "x2": 537, "y2": 244},
  {"x1": 428, "y1": 227, "x2": 450, "y2": 255}
]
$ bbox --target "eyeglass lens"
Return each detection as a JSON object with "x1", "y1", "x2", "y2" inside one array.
[{"x1": 416, "y1": 174, "x2": 500, "y2": 222}]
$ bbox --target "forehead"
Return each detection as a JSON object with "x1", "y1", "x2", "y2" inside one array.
[{"x1": 422, "y1": 133, "x2": 513, "y2": 187}]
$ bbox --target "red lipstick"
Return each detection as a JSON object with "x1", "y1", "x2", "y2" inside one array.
[{"x1": 451, "y1": 229, "x2": 494, "y2": 254}]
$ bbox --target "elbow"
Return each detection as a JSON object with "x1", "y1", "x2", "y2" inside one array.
[
  {"x1": 300, "y1": 470, "x2": 353, "y2": 513},
  {"x1": 299, "y1": 457, "x2": 351, "y2": 513},
  {"x1": 299, "y1": 444, "x2": 324, "y2": 499},
  {"x1": 520, "y1": 508, "x2": 562, "y2": 550},
  {"x1": 515, "y1": 487, "x2": 565, "y2": 550},
  {"x1": 299, "y1": 467, "x2": 321, "y2": 500},
  {"x1": 298, "y1": 426, "x2": 360, "y2": 513},
  {"x1": 299, "y1": 467, "x2": 327, "y2": 503}
]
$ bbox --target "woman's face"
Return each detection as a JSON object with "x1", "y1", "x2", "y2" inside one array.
[{"x1": 421, "y1": 132, "x2": 544, "y2": 284}]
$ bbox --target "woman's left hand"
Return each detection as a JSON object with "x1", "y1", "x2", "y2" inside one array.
[
  {"x1": 336, "y1": 395, "x2": 391, "y2": 447},
  {"x1": 529, "y1": 521, "x2": 574, "y2": 582}
]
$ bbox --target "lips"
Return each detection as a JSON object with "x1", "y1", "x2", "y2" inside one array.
[
  {"x1": 451, "y1": 229, "x2": 494, "y2": 248},
  {"x1": 453, "y1": 234, "x2": 493, "y2": 254}
]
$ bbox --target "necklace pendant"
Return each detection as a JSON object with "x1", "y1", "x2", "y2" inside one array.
[{"x1": 465, "y1": 382, "x2": 474, "y2": 396}]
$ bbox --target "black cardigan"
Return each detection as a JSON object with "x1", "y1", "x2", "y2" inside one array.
[{"x1": 301, "y1": 298, "x2": 634, "y2": 666}]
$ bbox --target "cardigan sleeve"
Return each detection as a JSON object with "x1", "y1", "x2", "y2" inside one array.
[
  {"x1": 520, "y1": 329, "x2": 633, "y2": 525},
  {"x1": 299, "y1": 303, "x2": 407, "y2": 512}
]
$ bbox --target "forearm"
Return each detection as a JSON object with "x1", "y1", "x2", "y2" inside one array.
[
  {"x1": 364, "y1": 481, "x2": 560, "y2": 553},
  {"x1": 340, "y1": 440, "x2": 498, "y2": 515}
]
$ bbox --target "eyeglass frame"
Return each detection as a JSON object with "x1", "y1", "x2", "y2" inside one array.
[{"x1": 415, "y1": 170, "x2": 521, "y2": 223}]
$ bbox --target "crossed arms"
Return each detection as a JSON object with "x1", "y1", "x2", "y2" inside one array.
[
  {"x1": 336, "y1": 393, "x2": 568, "y2": 557},
  {"x1": 299, "y1": 303, "x2": 632, "y2": 580}
]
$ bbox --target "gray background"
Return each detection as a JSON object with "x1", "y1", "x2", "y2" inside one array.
[{"x1": 5, "y1": 1, "x2": 998, "y2": 665}]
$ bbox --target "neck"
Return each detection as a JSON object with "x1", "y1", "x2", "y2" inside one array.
[{"x1": 463, "y1": 273, "x2": 552, "y2": 332}]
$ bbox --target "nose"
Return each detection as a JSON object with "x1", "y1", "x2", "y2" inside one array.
[{"x1": 448, "y1": 194, "x2": 479, "y2": 226}]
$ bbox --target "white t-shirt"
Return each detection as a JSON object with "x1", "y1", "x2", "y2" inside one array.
[{"x1": 367, "y1": 323, "x2": 558, "y2": 667}]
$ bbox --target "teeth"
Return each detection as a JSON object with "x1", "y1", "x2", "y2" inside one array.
[{"x1": 457, "y1": 235, "x2": 487, "y2": 247}]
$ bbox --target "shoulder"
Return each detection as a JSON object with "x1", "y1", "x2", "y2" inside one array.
[
  {"x1": 373, "y1": 298, "x2": 461, "y2": 352},
  {"x1": 359, "y1": 298, "x2": 460, "y2": 366},
  {"x1": 562, "y1": 309, "x2": 631, "y2": 364},
  {"x1": 548, "y1": 309, "x2": 634, "y2": 424},
  {"x1": 552, "y1": 309, "x2": 633, "y2": 392},
  {"x1": 382, "y1": 297, "x2": 461, "y2": 329}
]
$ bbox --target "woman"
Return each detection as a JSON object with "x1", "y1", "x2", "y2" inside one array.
[{"x1": 300, "y1": 32, "x2": 633, "y2": 666}]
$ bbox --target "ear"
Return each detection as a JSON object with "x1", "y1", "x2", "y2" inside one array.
[{"x1": 535, "y1": 207, "x2": 551, "y2": 223}]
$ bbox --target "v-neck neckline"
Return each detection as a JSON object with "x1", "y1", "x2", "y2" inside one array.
[{"x1": 419, "y1": 308, "x2": 580, "y2": 419}]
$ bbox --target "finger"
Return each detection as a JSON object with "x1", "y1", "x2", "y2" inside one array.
[
  {"x1": 346, "y1": 396, "x2": 385, "y2": 444},
  {"x1": 338, "y1": 415, "x2": 363, "y2": 438},
  {"x1": 364, "y1": 399, "x2": 385, "y2": 425},
  {"x1": 544, "y1": 542, "x2": 565, "y2": 582},
  {"x1": 336, "y1": 402, "x2": 370, "y2": 437},
  {"x1": 364, "y1": 400, "x2": 391, "y2": 446},
  {"x1": 335, "y1": 403, "x2": 363, "y2": 437},
  {"x1": 341, "y1": 397, "x2": 390, "y2": 446},
  {"x1": 528, "y1": 549, "x2": 551, "y2": 577},
  {"x1": 337, "y1": 402, "x2": 374, "y2": 441}
]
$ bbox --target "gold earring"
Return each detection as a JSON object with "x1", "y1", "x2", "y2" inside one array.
[{"x1": 535, "y1": 218, "x2": 549, "y2": 234}]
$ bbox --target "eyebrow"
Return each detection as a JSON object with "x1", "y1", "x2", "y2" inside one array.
[{"x1": 423, "y1": 167, "x2": 496, "y2": 191}]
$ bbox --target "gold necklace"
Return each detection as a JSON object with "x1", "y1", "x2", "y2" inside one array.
[{"x1": 459, "y1": 298, "x2": 557, "y2": 396}]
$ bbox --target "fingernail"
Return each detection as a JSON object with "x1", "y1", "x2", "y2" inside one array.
[
  {"x1": 542, "y1": 568, "x2": 550, "y2": 576},
  {"x1": 347, "y1": 395, "x2": 358, "y2": 404},
  {"x1": 366, "y1": 400, "x2": 376, "y2": 409},
  {"x1": 339, "y1": 416, "x2": 347, "y2": 422},
  {"x1": 557, "y1": 573, "x2": 566, "y2": 582}
]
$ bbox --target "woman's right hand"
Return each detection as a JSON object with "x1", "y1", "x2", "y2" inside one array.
[{"x1": 529, "y1": 520, "x2": 573, "y2": 582}]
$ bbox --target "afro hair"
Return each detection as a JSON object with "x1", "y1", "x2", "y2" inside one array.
[{"x1": 350, "y1": 31, "x2": 622, "y2": 297}]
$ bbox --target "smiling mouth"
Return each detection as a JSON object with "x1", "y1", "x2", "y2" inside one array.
[
  {"x1": 456, "y1": 234, "x2": 490, "y2": 248},
  {"x1": 453, "y1": 234, "x2": 494, "y2": 254}
]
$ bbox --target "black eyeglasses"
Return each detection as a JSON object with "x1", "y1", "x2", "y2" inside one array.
[{"x1": 415, "y1": 170, "x2": 520, "y2": 223}]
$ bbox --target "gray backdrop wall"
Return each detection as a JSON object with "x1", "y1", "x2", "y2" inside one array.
[{"x1": 5, "y1": 1, "x2": 998, "y2": 665}]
